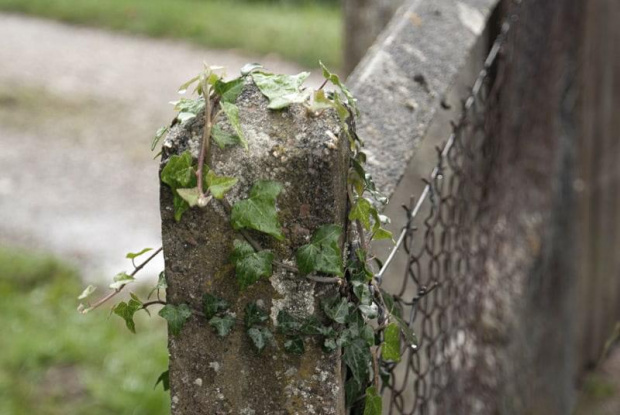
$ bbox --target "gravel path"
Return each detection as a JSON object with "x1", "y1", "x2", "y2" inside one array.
[{"x1": 0, "y1": 13, "x2": 323, "y2": 282}]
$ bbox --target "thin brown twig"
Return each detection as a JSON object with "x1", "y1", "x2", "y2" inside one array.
[
  {"x1": 83, "y1": 247, "x2": 163, "y2": 313},
  {"x1": 196, "y1": 81, "x2": 213, "y2": 198}
]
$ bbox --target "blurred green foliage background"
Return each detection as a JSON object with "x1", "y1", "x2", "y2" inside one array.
[
  {"x1": 0, "y1": 0, "x2": 342, "y2": 69},
  {"x1": 0, "y1": 247, "x2": 170, "y2": 415}
]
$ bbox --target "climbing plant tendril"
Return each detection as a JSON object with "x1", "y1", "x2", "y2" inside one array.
[{"x1": 77, "y1": 63, "x2": 417, "y2": 415}]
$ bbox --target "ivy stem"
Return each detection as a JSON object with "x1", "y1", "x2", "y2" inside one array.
[
  {"x1": 196, "y1": 83, "x2": 213, "y2": 198},
  {"x1": 372, "y1": 346, "x2": 381, "y2": 388},
  {"x1": 142, "y1": 300, "x2": 167, "y2": 309},
  {"x1": 347, "y1": 185, "x2": 367, "y2": 251},
  {"x1": 318, "y1": 78, "x2": 328, "y2": 91},
  {"x1": 84, "y1": 247, "x2": 163, "y2": 312},
  {"x1": 305, "y1": 275, "x2": 342, "y2": 284}
]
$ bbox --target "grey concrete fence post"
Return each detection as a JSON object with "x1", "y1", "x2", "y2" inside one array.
[{"x1": 159, "y1": 82, "x2": 348, "y2": 415}]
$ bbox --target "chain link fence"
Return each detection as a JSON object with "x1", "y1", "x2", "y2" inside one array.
[{"x1": 377, "y1": 18, "x2": 522, "y2": 414}]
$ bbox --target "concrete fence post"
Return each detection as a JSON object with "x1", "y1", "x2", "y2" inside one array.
[{"x1": 159, "y1": 81, "x2": 348, "y2": 414}]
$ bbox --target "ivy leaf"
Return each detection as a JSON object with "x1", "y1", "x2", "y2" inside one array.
[
  {"x1": 363, "y1": 386, "x2": 382, "y2": 415},
  {"x1": 109, "y1": 272, "x2": 134, "y2": 290},
  {"x1": 373, "y1": 227, "x2": 394, "y2": 241},
  {"x1": 349, "y1": 198, "x2": 372, "y2": 231},
  {"x1": 230, "y1": 181, "x2": 284, "y2": 240},
  {"x1": 209, "y1": 314, "x2": 235, "y2": 337},
  {"x1": 322, "y1": 295, "x2": 350, "y2": 324},
  {"x1": 343, "y1": 338, "x2": 372, "y2": 385},
  {"x1": 220, "y1": 102, "x2": 248, "y2": 149},
  {"x1": 323, "y1": 338, "x2": 338, "y2": 353},
  {"x1": 148, "y1": 271, "x2": 167, "y2": 299},
  {"x1": 382, "y1": 323, "x2": 401, "y2": 362},
  {"x1": 277, "y1": 310, "x2": 302, "y2": 334},
  {"x1": 284, "y1": 335, "x2": 305, "y2": 355},
  {"x1": 159, "y1": 303, "x2": 192, "y2": 336},
  {"x1": 126, "y1": 247, "x2": 153, "y2": 260},
  {"x1": 244, "y1": 302, "x2": 269, "y2": 328},
  {"x1": 171, "y1": 97, "x2": 205, "y2": 122},
  {"x1": 358, "y1": 304, "x2": 378, "y2": 320},
  {"x1": 206, "y1": 170, "x2": 238, "y2": 199},
  {"x1": 202, "y1": 293, "x2": 229, "y2": 320},
  {"x1": 152, "y1": 126, "x2": 169, "y2": 151},
  {"x1": 296, "y1": 225, "x2": 343, "y2": 276},
  {"x1": 240, "y1": 63, "x2": 263, "y2": 76},
  {"x1": 161, "y1": 151, "x2": 197, "y2": 221},
  {"x1": 390, "y1": 313, "x2": 417, "y2": 348},
  {"x1": 251, "y1": 71, "x2": 311, "y2": 109},
  {"x1": 112, "y1": 298, "x2": 142, "y2": 333},
  {"x1": 214, "y1": 77, "x2": 244, "y2": 104},
  {"x1": 78, "y1": 284, "x2": 97, "y2": 300},
  {"x1": 307, "y1": 89, "x2": 336, "y2": 113},
  {"x1": 319, "y1": 61, "x2": 359, "y2": 116},
  {"x1": 178, "y1": 75, "x2": 200, "y2": 94},
  {"x1": 299, "y1": 316, "x2": 325, "y2": 336},
  {"x1": 176, "y1": 187, "x2": 201, "y2": 207},
  {"x1": 352, "y1": 281, "x2": 372, "y2": 306},
  {"x1": 212, "y1": 125, "x2": 242, "y2": 149},
  {"x1": 345, "y1": 378, "x2": 364, "y2": 408},
  {"x1": 247, "y1": 326, "x2": 273, "y2": 353},
  {"x1": 154, "y1": 370, "x2": 170, "y2": 391},
  {"x1": 230, "y1": 241, "x2": 274, "y2": 290}
]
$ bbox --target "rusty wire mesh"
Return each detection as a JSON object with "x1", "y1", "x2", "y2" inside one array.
[{"x1": 378, "y1": 20, "x2": 517, "y2": 415}]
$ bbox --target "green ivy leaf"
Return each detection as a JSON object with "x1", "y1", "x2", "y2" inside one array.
[
  {"x1": 170, "y1": 97, "x2": 205, "y2": 122},
  {"x1": 209, "y1": 314, "x2": 235, "y2": 337},
  {"x1": 352, "y1": 281, "x2": 372, "y2": 306},
  {"x1": 112, "y1": 298, "x2": 142, "y2": 333},
  {"x1": 349, "y1": 198, "x2": 372, "y2": 231},
  {"x1": 322, "y1": 295, "x2": 350, "y2": 324},
  {"x1": 240, "y1": 63, "x2": 263, "y2": 76},
  {"x1": 126, "y1": 247, "x2": 153, "y2": 260},
  {"x1": 277, "y1": 310, "x2": 302, "y2": 334},
  {"x1": 244, "y1": 302, "x2": 269, "y2": 328},
  {"x1": 151, "y1": 126, "x2": 169, "y2": 151},
  {"x1": 284, "y1": 335, "x2": 305, "y2": 355},
  {"x1": 78, "y1": 284, "x2": 97, "y2": 300},
  {"x1": 214, "y1": 77, "x2": 244, "y2": 104},
  {"x1": 148, "y1": 271, "x2": 167, "y2": 299},
  {"x1": 390, "y1": 313, "x2": 417, "y2": 348},
  {"x1": 176, "y1": 187, "x2": 201, "y2": 207},
  {"x1": 154, "y1": 370, "x2": 170, "y2": 391},
  {"x1": 178, "y1": 74, "x2": 200, "y2": 94},
  {"x1": 159, "y1": 303, "x2": 192, "y2": 336},
  {"x1": 345, "y1": 378, "x2": 364, "y2": 408},
  {"x1": 212, "y1": 125, "x2": 243, "y2": 149},
  {"x1": 202, "y1": 293, "x2": 229, "y2": 320},
  {"x1": 220, "y1": 102, "x2": 248, "y2": 149},
  {"x1": 373, "y1": 227, "x2": 394, "y2": 241},
  {"x1": 248, "y1": 326, "x2": 273, "y2": 353},
  {"x1": 363, "y1": 386, "x2": 382, "y2": 415},
  {"x1": 323, "y1": 338, "x2": 338, "y2": 353},
  {"x1": 161, "y1": 152, "x2": 197, "y2": 221},
  {"x1": 230, "y1": 181, "x2": 284, "y2": 240},
  {"x1": 307, "y1": 89, "x2": 336, "y2": 113},
  {"x1": 296, "y1": 225, "x2": 343, "y2": 276},
  {"x1": 343, "y1": 338, "x2": 372, "y2": 385},
  {"x1": 109, "y1": 272, "x2": 134, "y2": 290},
  {"x1": 382, "y1": 323, "x2": 401, "y2": 362},
  {"x1": 319, "y1": 61, "x2": 359, "y2": 116},
  {"x1": 251, "y1": 71, "x2": 311, "y2": 109},
  {"x1": 230, "y1": 241, "x2": 274, "y2": 290},
  {"x1": 206, "y1": 170, "x2": 238, "y2": 199},
  {"x1": 358, "y1": 304, "x2": 378, "y2": 319}
]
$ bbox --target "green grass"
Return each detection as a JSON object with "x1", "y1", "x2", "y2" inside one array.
[
  {"x1": 0, "y1": 0, "x2": 341, "y2": 69},
  {"x1": 0, "y1": 247, "x2": 169, "y2": 415}
]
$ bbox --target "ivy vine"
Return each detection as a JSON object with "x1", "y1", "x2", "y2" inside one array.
[{"x1": 77, "y1": 62, "x2": 417, "y2": 415}]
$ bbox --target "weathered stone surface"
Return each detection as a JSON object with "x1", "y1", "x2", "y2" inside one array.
[
  {"x1": 348, "y1": 0, "x2": 499, "y2": 197},
  {"x1": 160, "y1": 82, "x2": 348, "y2": 414}
]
